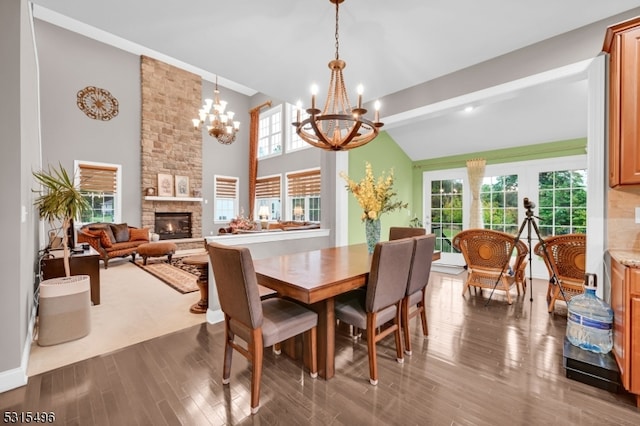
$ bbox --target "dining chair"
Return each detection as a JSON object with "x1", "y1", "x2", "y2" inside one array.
[
  {"x1": 206, "y1": 242, "x2": 318, "y2": 414},
  {"x1": 402, "y1": 234, "x2": 436, "y2": 355},
  {"x1": 533, "y1": 233, "x2": 586, "y2": 313},
  {"x1": 389, "y1": 226, "x2": 426, "y2": 241},
  {"x1": 452, "y1": 229, "x2": 528, "y2": 304},
  {"x1": 334, "y1": 238, "x2": 414, "y2": 385}
]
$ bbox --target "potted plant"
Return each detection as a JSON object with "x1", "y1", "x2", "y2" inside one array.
[{"x1": 33, "y1": 163, "x2": 90, "y2": 277}]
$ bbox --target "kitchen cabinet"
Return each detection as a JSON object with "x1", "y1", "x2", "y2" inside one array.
[
  {"x1": 610, "y1": 256, "x2": 640, "y2": 406},
  {"x1": 603, "y1": 17, "x2": 640, "y2": 187}
]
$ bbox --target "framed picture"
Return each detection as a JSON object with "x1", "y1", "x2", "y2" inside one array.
[
  {"x1": 157, "y1": 173, "x2": 173, "y2": 197},
  {"x1": 175, "y1": 175, "x2": 189, "y2": 197}
]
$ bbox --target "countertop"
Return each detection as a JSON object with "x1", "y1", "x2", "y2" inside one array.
[{"x1": 609, "y1": 249, "x2": 640, "y2": 268}]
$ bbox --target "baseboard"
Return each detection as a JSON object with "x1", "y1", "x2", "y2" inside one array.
[
  {"x1": 0, "y1": 303, "x2": 36, "y2": 393},
  {"x1": 206, "y1": 308, "x2": 224, "y2": 325}
]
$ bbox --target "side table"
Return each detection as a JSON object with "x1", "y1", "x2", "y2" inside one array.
[
  {"x1": 41, "y1": 247, "x2": 101, "y2": 305},
  {"x1": 183, "y1": 254, "x2": 209, "y2": 314}
]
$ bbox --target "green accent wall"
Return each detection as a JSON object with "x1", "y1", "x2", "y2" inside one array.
[
  {"x1": 346, "y1": 135, "x2": 586, "y2": 244},
  {"x1": 345, "y1": 132, "x2": 414, "y2": 244}
]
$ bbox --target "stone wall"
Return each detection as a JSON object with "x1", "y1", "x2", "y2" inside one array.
[{"x1": 140, "y1": 55, "x2": 203, "y2": 238}]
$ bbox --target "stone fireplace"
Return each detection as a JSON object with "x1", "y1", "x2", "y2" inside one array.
[
  {"x1": 155, "y1": 212, "x2": 192, "y2": 240},
  {"x1": 140, "y1": 55, "x2": 203, "y2": 244}
]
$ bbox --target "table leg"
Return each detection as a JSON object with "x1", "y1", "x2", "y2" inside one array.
[{"x1": 306, "y1": 298, "x2": 335, "y2": 380}]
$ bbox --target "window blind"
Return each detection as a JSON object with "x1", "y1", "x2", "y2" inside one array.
[
  {"x1": 287, "y1": 169, "x2": 321, "y2": 197},
  {"x1": 255, "y1": 176, "x2": 281, "y2": 199},
  {"x1": 78, "y1": 164, "x2": 117, "y2": 192},
  {"x1": 215, "y1": 176, "x2": 238, "y2": 198}
]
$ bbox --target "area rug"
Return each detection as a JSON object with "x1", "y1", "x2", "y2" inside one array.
[{"x1": 133, "y1": 257, "x2": 200, "y2": 294}]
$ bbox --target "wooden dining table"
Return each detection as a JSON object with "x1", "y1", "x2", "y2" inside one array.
[{"x1": 253, "y1": 243, "x2": 441, "y2": 379}]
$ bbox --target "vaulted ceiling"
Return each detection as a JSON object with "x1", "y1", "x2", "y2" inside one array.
[{"x1": 31, "y1": 0, "x2": 640, "y2": 159}]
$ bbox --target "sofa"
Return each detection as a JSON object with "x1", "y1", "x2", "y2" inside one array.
[{"x1": 76, "y1": 222, "x2": 149, "y2": 268}]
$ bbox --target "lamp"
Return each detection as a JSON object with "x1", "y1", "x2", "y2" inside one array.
[
  {"x1": 291, "y1": 0, "x2": 383, "y2": 151},
  {"x1": 293, "y1": 206, "x2": 304, "y2": 221},
  {"x1": 192, "y1": 76, "x2": 240, "y2": 145},
  {"x1": 258, "y1": 205, "x2": 270, "y2": 229}
]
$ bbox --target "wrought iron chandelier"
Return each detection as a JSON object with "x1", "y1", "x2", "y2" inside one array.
[
  {"x1": 291, "y1": 0, "x2": 383, "y2": 151},
  {"x1": 192, "y1": 76, "x2": 240, "y2": 145}
]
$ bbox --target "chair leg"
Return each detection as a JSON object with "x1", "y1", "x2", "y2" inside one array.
[
  {"x1": 273, "y1": 342, "x2": 281, "y2": 355},
  {"x1": 366, "y1": 313, "x2": 378, "y2": 385},
  {"x1": 419, "y1": 288, "x2": 428, "y2": 336},
  {"x1": 393, "y1": 304, "x2": 404, "y2": 364},
  {"x1": 308, "y1": 327, "x2": 318, "y2": 379},
  {"x1": 548, "y1": 285, "x2": 560, "y2": 313},
  {"x1": 401, "y1": 297, "x2": 412, "y2": 356},
  {"x1": 222, "y1": 318, "x2": 233, "y2": 385},
  {"x1": 250, "y1": 328, "x2": 264, "y2": 415},
  {"x1": 503, "y1": 278, "x2": 512, "y2": 305}
]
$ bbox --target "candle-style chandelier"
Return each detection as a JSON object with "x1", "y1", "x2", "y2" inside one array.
[
  {"x1": 192, "y1": 76, "x2": 240, "y2": 145},
  {"x1": 291, "y1": 0, "x2": 383, "y2": 151}
]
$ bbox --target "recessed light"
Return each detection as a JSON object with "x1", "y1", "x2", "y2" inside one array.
[{"x1": 464, "y1": 105, "x2": 474, "y2": 113}]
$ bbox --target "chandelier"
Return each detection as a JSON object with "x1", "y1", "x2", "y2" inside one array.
[
  {"x1": 192, "y1": 76, "x2": 240, "y2": 145},
  {"x1": 291, "y1": 0, "x2": 383, "y2": 151}
]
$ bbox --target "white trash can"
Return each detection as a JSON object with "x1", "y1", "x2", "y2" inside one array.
[{"x1": 38, "y1": 275, "x2": 91, "y2": 346}]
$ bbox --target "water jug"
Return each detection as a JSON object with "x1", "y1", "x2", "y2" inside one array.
[{"x1": 565, "y1": 273, "x2": 613, "y2": 354}]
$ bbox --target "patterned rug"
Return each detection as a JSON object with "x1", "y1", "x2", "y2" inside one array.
[{"x1": 133, "y1": 256, "x2": 201, "y2": 294}]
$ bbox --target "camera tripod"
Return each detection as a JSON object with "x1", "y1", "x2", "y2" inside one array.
[{"x1": 485, "y1": 198, "x2": 566, "y2": 306}]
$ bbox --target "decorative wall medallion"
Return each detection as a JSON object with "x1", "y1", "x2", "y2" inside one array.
[{"x1": 76, "y1": 86, "x2": 119, "y2": 121}]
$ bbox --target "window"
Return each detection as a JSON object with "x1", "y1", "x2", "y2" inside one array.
[
  {"x1": 538, "y1": 169, "x2": 587, "y2": 236},
  {"x1": 287, "y1": 102, "x2": 311, "y2": 152},
  {"x1": 75, "y1": 161, "x2": 121, "y2": 224},
  {"x1": 258, "y1": 104, "x2": 282, "y2": 158},
  {"x1": 287, "y1": 168, "x2": 321, "y2": 222},
  {"x1": 480, "y1": 174, "x2": 519, "y2": 234},
  {"x1": 430, "y1": 178, "x2": 463, "y2": 253},
  {"x1": 255, "y1": 175, "x2": 281, "y2": 221},
  {"x1": 214, "y1": 175, "x2": 238, "y2": 222}
]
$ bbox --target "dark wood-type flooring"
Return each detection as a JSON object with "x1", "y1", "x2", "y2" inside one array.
[{"x1": 2, "y1": 273, "x2": 639, "y2": 425}]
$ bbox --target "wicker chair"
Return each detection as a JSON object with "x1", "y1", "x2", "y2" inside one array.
[
  {"x1": 533, "y1": 234, "x2": 586, "y2": 313},
  {"x1": 452, "y1": 229, "x2": 528, "y2": 304}
]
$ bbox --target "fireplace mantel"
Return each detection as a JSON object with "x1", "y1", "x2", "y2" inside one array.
[{"x1": 144, "y1": 196, "x2": 203, "y2": 202}]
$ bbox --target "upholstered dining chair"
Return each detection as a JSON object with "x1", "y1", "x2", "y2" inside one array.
[
  {"x1": 452, "y1": 229, "x2": 528, "y2": 304},
  {"x1": 533, "y1": 233, "x2": 586, "y2": 313},
  {"x1": 402, "y1": 234, "x2": 436, "y2": 355},
  {"x1": 389, "y1": 226, "x2": 426, "y2": 241},
  {"x1": 206, "y1": 242, "x2": 318, "y2": 414},
  {"x1": 334, "y1": 238, "x2": 414, "y2": 385}
]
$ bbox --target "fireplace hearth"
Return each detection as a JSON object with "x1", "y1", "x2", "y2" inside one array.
[{"x1": 155, "y1": 212, "x2": 192, "y2": 240}]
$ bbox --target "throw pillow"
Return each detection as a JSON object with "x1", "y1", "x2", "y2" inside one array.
[
  {"x1": 129, "y1": 227, "x2": 150, "y2": 241},
  {"x1": 90, "y1": 225, "x2": 116, "y2": 244},
  {"x1": 110, "y1": 223, "x2": 130, "y2": 243},
  {"x1": 99, "y1": 230, "x2": 113, "y2": 248}
]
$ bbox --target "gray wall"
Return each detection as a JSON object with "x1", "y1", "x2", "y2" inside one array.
[{"x1": 0, "y1": 0, "x2": 41, "y2": 390}]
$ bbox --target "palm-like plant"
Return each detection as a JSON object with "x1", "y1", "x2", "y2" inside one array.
[{"x1": 33, "y1": 164, "x2": 90, "y2": 277}]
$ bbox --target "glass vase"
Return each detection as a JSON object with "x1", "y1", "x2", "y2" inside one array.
[{"x1": 365, "y1": 218, "x2": 381, "y2": 254}]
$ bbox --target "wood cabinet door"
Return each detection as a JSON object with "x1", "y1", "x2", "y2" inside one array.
[
  {"x1": 631, "y1": 296, "x2": 640, "y2": 394},
  {"x1": 619, "y1": 27, "x2": 640, "y2": 184},
  {"x1": 611, "y1": 259, "x2": 628, "y2": 388}
]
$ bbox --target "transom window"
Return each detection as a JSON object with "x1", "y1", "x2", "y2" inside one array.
[
  {"x1": 75, "y1": 161, "x2": 121, "y2": 224},
  {"x1": 258, "y1": 105, "x2": 282, "y2": 158},
  {"x1": 287, "y1": 103, "x2": 311, "y2": 152},
  {"x1": 214, "y1": 175, "x2": 239, "y2": 222}
]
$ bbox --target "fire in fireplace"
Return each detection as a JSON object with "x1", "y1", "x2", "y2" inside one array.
[{"x1": 154, "y1": 212, "x2": 192, "y2": 240}]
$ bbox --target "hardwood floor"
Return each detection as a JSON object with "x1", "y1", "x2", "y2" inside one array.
[{"x1": 2, "y1": 272, "x2": 639, "y2": 425}]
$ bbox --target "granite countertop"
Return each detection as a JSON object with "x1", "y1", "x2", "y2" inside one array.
[{"x1": 609, "y1": 249, "x2": 640, "y2": 267}]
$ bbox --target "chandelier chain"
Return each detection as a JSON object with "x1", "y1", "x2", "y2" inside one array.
[{"x1": 334, "y1": 1, "x2": 340, "y2": 60}]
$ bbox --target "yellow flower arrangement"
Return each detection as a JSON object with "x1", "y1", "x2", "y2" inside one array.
[{"x1": 340, "y1": 162, "x2": 408, "y2": 221}]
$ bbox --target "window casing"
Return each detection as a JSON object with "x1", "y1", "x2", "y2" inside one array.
[
  {"x1": 258, "y1": 104, "x2": 282, "y2": 159},
  {"x1": 255, "y1": 175, "x2": 282, "y2": 221},
  {"x1": 287, "y1": 169, "x2": 321, "y2": 222},
  {"x1": 214, "y1": 175, "x2": 239, "y2": 223},
  {"x1": 75, "y1": 161, "x2": 121, "y2": 224}
]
